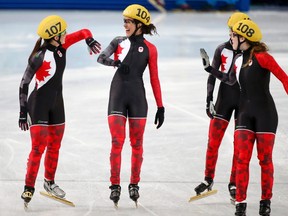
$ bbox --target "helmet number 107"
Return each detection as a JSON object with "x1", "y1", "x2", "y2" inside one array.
[{"x1": 45, "y1": 22, "x2": 62, "y2": 38}]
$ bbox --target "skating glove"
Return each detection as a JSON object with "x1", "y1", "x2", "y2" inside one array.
[
  {"x1": 154, "y1": 107, "x2": 165, "y2": 129},
  {"x1": 206, "y1": 101, "x2": 216, "y2": 119},
  {"x1": 19, "y1": 106, "x2": 29, "y2": 131},
  {"x1": 200, "y1": 48, "x2": 212, "y2": 72},
  {"x1": 85, "y1": 37, "x2": 101, "y2": 55},
  {"x1": 114, "y1": 60, "x2": 130, "y2": 75}
]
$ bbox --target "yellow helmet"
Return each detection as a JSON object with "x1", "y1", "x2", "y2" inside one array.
[
  {"x1": 232, "y1": 19, "x2": 262, "y2": 42},
  {"x1": 123, "y1": 4, "x2": 151, "y2": 26},
  {"x1": 227, "y1": 12, "x2": 250, "y2": 29},
  {"x1": 37, "y1": 15, "x2": 67, "y2": 39}
]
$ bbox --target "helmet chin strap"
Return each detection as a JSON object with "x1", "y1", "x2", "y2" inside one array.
[
  {"x1": 52, "y1": 34, "x2": 62, "y2": 46},
  {"x1": 131, "y1": 20, "x2": 142, "y2": 37},
  {"x1": 235, "y1": 36, "x2": 245, "y2": 52}
]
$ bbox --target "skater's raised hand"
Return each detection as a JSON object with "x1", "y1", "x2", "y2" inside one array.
[
  {"x1": 86, "y1": 37, "x2": 101, "y2": 55},
  {"x1": 200, "y1": 48, "x2": 212, "y2": 72},
  {"x1": 19, "y1": 106, "x2": 29, "y2": 131},
  {"x1": 154, "y1": 107, "x2": 165, "y2": 129}
]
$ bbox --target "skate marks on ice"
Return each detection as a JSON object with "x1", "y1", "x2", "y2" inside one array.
[
  {"x1": 111, "y1": 200, "x2": 160, "y2": 216},
  {"x1": 188, "y1": 189, "x2": 218, "y2": 202},
  {"x1": 39, "y1": 191, "x2": 75, "y2": 207}
]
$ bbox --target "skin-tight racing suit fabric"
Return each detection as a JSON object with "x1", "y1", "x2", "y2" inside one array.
[
  {"x1": 205, "y1": 41, "x2": 240, "y2": 183},
  {"x1": 208, "y1": 47, "x2": 288, "y2": 202},
  {"x1": 97, "y1": 34, "x2": 163, "y2": 185},
  {"x1": 19, "y1": 29, "x2": 94, "y2": 187}
]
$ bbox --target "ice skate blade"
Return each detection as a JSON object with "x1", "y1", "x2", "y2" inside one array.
[
  {"x1": 134, "y1": 200, "x2": 138, "y2": 208},
  {"x1": 113, "y1": 201, "x2": 118, "y2": 209},
  {"x1": 40, "y1": 191, "x2": 75, "y2": 207},
  {"x1": 230, "y1": 198, "x2": 236, "y2": 205},
  {"x1": 188, "y1": 189, "x2": 218, "y2": 202},
  {"x1": 24, "y1": 202, "x2": 29, "y2": 211}
]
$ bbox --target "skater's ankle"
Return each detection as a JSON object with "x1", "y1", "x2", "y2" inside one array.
[
  {"x1": 235, "y1": 202, "x2": 247, "y2": 215},
  {"x1": 21, "y1": 186, "x2": 35, "y2": 203},
  {"x1": 128, "y1": 183, "x2": 140, "y2": 201},
  {"x1": 128, "y1": 183, "x2": 139, "y2": 188},
  {"x1": 109, "y1": 184, "x2": 121, "y2": 190},
  {"x1": 44, "y1": 178, "x2": 55, "y2": 184},
  {"x1": 43, "y1": 179, "x2": 66, "y2": 198},
  {"x1": 259, "y1": 200, "x2": 271, "y2": 215},
  {"x1": 109, "y1": 185, "x2": 121, "y2": 203},
  {"x1": 204, "y1": 177, "x2": 213, "y2": 184}
]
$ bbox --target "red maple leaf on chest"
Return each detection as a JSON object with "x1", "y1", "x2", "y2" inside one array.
[
  {"x1": 221, "y1": 54, "x2": 228, "y2": 71},
  {"x1": 36, "y1": 61, "x2": 51, "y2": 82}
]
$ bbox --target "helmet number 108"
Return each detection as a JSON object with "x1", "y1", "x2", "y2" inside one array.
[
  {"x1": 236, "y1": 22, "x2": 255, "y2": 38},
  {"x1": 45, "y1": 22, "x2": 62, "y2": 38}
]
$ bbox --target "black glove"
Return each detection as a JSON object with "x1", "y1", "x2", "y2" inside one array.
[
  {"x1": 206, "y1": 96, "x2": 215, "y2": 119},
  {"x1": 206, "y1": 101, "x2": 216, "y2": 119},
  {"x1": 19, "y1": 106, "x2": 29, "y2": 131},
  {"x1": 200, "y1": 48, "x2": 212, "y2": 72},
  {"x1": 114, "y1": 60, "x2": 130, "y2": 75},
  {"x1": 154, "y1": 107, "x2": 165, "y2": 129},
  {"x1": 85, "y1": 37, "x2": 101, "y2": 54}
]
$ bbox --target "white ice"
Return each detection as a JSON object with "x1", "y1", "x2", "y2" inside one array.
[{"x1": 0, "y1": 9, "x2": 288, "y2": 216}]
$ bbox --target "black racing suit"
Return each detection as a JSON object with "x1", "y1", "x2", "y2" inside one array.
[
  {"x1": 208, "y1": 47, "x2": 288, "y2": 203},
  {"x1": 97, "y1": 34, "x2": 163, "y2": 185},
  {"x1": 203, "y1": 41, "x2": 240, "y2": 184},
  {"x1": 19, "y1": 29, "x2": 94, "y2": 187}
]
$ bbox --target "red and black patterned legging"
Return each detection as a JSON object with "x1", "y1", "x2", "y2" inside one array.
[
  {"x1": 205, "y1": 118, "x2": 237, "y2": 184},
  {"x1": 25, "y1": 124, "x2": 64, "y2": 187},
  {"x1": 235, "y1": 130, "x2": 274, "y2": 202},
  {"x1": 109, "y1": 115, "x2": 146, "y2": 185}
]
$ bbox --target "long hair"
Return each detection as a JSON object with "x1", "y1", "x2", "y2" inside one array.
[
  {"x1": 28, "y1": 37, "x2": 50, "y2": 63},
  {"x1": 141, "y1": 23, "x2": 158, "y2": 35},
  {"x1": 133, "y1": 19, "x2": 158, "y2": 36},
  {"x1": 242, "y1": 41, "x2": 269, "y2": 67}
]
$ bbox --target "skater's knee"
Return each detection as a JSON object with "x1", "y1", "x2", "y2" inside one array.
[
  {"x1": 32, "y1": 144, "x2": 46, "y2": 154},
  {"x1": 130, "y1": 138, "x2": 143, "y2": 148},
  {"x1": 257, "y1": 154, "x2": 273, "y2": 166},
  {"x1": 112, "y1": 137, "x2": 125, "y2": 149}
]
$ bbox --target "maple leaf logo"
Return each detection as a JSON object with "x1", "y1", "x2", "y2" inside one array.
[
  {"x1": 36, "y1": 61, "x2": 51, "y2": 82},
  {"x1": 114, "y1": 45, "x2": 124, "y2": 60},
  {"x1": 221, "y1": 54, "x2": 228, "y2": 71}
]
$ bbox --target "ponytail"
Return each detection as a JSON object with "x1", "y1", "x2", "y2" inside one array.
[
  {"x1": 141, "y1": 23, "x2": 158, "y2": 35},
  {"x1": 28, "y1": 37, "x2": 50, "y2": 62}
]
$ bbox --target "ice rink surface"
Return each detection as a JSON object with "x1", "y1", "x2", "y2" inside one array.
[{"x1": 0, "y1": 8, "x2": 288, "y2": 216}]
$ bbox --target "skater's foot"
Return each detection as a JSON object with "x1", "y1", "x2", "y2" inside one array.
[
  {"x1": 259, "y1": 200, "x2": 271, "y2": 216},
  {"x1": 194, "y1": 177, "x2": 213, "y2": 195},
  {"x1": 235, "y1": 202, "x2": 247, "y2": 216},
  {"x1": 21, "y1": 185, "x2": 35, "y2": 203},
  {"x1": 109, "y1": 185, "x2": 121, "y2": 204},
  {"x1": 128, "y1": 184, "x2": 140, "y2": 202},
  {"x1": 228, "y1": 182, "x2": 236, "y2": 199},
  {"x1": 44, "y1": 179, "x2": 66, "y2": 198}
]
